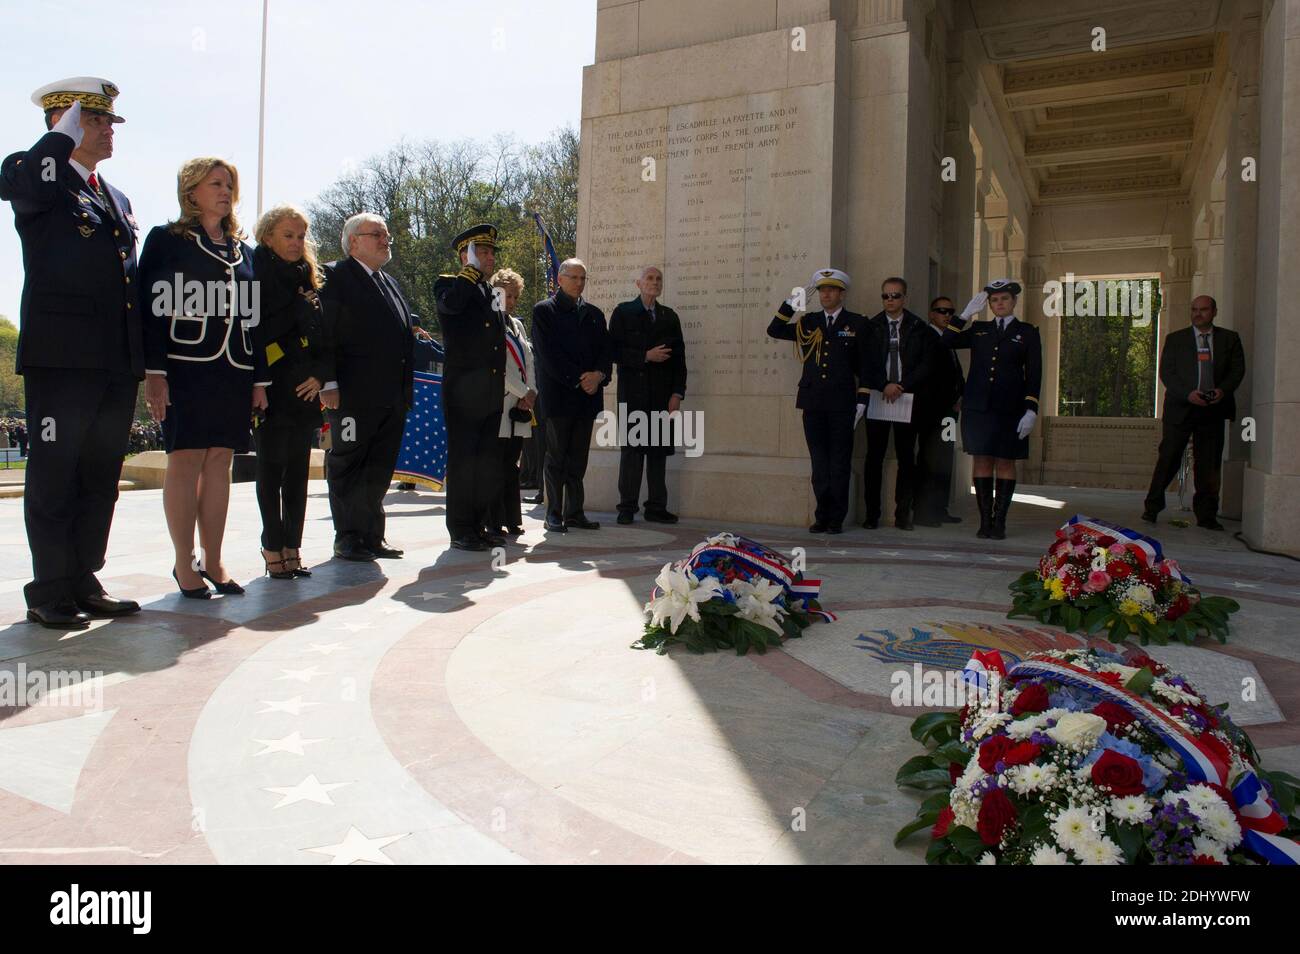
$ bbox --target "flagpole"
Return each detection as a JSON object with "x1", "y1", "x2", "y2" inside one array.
[{"x1": 256, "y1": 0, "x2": 269, "y2": 219}]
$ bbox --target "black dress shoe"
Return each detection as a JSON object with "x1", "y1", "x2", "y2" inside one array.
[
  {"x1": 567, "y1": 517, "x2": 600, "y2": 530},
  {"x1": 808, "y1": 522, "x2": 827, "y2": 533},
  {"x1": 1141, "y1": 510, "x2": 1159, "y2": 524},
  {"x1": 895, "y1": 518, "x2": 914, "y2": 531},
  {"x1": 368, "y1": 541, "x2": 405, "y2": 558},
  {"x1": 505, "y1": 526, "x2": 524, "y2": 536},
  {"x1": 941, "y1": 513, "x2": 962, "y2": 524},
  {"x1": 825, "y1": 525, "x2": 843, "y2": 535},
  {"x1": 525, "y1": 493, "x2": 544, "y2": 505},
  {"x1": 334, "y1": 542, "x2": 377, "y2": 562},
  {"x1": 200, "y1": 570, "x2": 245, "y2": 595},
  {"x1": 616, "y1": 513, "x2": 634, "y2": 525},
  {"x1": 172, "y1": 567, "x2": 212, "y2": 599},
  {"x1": 862, "y1": 518, "x2": 879, "y2": 530},
  {"x1": 644, "y1": 509, "x2": 679, "y2": 524},
  {"x1": 27, "y1": 601, "x2": 91, "y2": 630},
  {"x1": 451, "y1": 536, "x2": 489, "y2": 551},
  {"x1": 1198, "y1": 519, "x2": 1225, "y2": 531},
  {"x1": 480, "y1": 531, "x2": 507, "y2": 547},
  {"x1": 544, "y1": 517, "x2": 568, "y2": 533},
  {"x1": 75, "y1": 594, "x2": 141, "y2": 617}
]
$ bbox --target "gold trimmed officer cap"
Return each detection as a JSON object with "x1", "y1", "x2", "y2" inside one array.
[
  {"x1": 811, "y1": 268, "x2": 850, "y2": 291},
  {"x1": 452, "y1": 223, "x2": 498, "y2": 253},
  {"x1": 31, "y1": 77, "x2": 125, "y2": 123}
]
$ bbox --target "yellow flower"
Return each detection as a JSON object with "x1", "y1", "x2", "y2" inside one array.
[
  {"x1": 1118, "y1": 599, "x2": 1141, "y2": 617},
  {"x1": 1049, "y1": 578, "x2": 1066, "y2": 601},
  {"x1": 1042, "y1": 579, "x2": 1053, "y2": 592},
  {"x1": 1141, "y1": 611, "x2": 1157, "y2": 624}
]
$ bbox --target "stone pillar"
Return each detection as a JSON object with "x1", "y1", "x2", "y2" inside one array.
[
  {"x1": 1243, "y1": 0, "x2": 1300, "y2": 555},
  {"x1": 1024, "y1": 250, "x2": 1051, "y2": 480}
]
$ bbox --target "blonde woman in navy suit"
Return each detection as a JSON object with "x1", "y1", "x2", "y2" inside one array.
[{"x1": 141, "y1": 158, "x2": 268, "y2": 597}]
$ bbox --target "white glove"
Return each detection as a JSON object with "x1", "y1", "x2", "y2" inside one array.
[
  {"x1": 1016, "y1": 409, "x2": 1037, "y2": 439},
  {"x1": 784, "y1": 284, "x2": 816, "y2": 312},
  {"x1": 466, "y1": 240, "x2": 481, "y2": 271},
  {"x1": 959, "y1": 291, "x2": 988, "y2": 321},
  {"x1": 52, "y1": 99, "x2": 85, "y2": 148},
  {"x1": 854, "y1": 403, "x2": 866, "y2": 428}
]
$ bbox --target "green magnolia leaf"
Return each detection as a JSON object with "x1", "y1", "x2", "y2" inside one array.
[
  {"x1": 895, "y1": 811, "x2": 941, "y2": 846},
  {"x1": 947, "y1": 825, "x2": 986, "y2": 860},
  {"x1": 919, "y1": 791, "x2": 952, "y2": 812},
  {"x1": 897, "y1": 768, "x2": 953, "y2": 790},
  {"x1": 910, "y1": 711, "x2": 959, "y2": 744},
  {"x1": 924, "y1": 836, "x2": 952, "y2": 864},
  {"x1": 1124, "y1": 667, "x2": 1155, "y2": 695},
  {"x1": 931, "y1": 741, "x2": 970, "y2": 766},
  {"x1": 896, "y1": 755, "x2": 939, "y2": 782}
]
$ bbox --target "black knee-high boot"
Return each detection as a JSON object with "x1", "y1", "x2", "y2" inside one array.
[
  {"x1": 974, "y1": 477, "x2": 994, "y2": 539},
  {"x1": 992, "y1": 478, "x2": 1016, "y2": 540}
]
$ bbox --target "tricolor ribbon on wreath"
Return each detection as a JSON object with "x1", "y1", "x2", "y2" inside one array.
[
  {"x1": 674, "y1": 534, "x2": 837, "y2": 622},
  {"x1": 1065, "y1": 514, "x2": 1192, "y2": 584},
  {"x1": 959, "y1": 651, "x2": 1300, "y2": 864}
]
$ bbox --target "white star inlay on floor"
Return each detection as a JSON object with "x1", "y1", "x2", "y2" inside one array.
[
  {"x1": 258, "y1": 695, "x2": 320, "y2": 716},
  {"x1": 986, "y1": 556, "x2": 1011, "y2": 563},
  {"x1": 307, "y1": 642, "x2": 346, "y2": 656},
  {"x1": 877, "y1": 551, "x2": 901, "y2": 557},
  {"x1": 417, "y1": 591, "x2": 450, "y2": 601},
  {"x1": 304, "y1": 826, "x2": 409, "y2": 865},
  {"x1": 263, "y1": 773, "x2": 350, "y2": 809},
  {"x1": 1229, "y1": 581, "x2": 1259, "y2": 589},
  {"x1": 252, "y1": 730, "x2": 326, "y2": 757},
  {"x1": 277, "y1": 666, "x2": 329, "y2": 683},
  {"x1": 335, "y1": 621, "x2": 372, "y2": 632}
]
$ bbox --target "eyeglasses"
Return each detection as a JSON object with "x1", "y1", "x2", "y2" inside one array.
[
  {"x1": 357, "y1": 231, "x2": 391, "y2": 243},
  {"x1": 881, "y1": 292, "x2": 904, "y2": 300},
  {"x1": 932, "y1": 307, "x2": 955, "y2": 315}
]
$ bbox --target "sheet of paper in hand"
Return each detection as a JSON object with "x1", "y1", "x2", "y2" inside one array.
[{"x1": 867, "y1": 392, "x2": 913, "y2": 424}]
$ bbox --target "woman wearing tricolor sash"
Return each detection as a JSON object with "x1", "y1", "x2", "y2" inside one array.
[{"x1": 488, "y1": 268, "x2": 536, "y2": 536}]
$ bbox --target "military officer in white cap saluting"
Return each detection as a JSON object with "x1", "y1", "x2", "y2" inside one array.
[
  {"x1": 941, "y1": 278, "x2": 1042, "y2": 540},
  {"x1": 768, "y1": 268, "x2": 867, "y2": 534},
  {"x1": 0, "y1": 78, "x2": 144, "y2": 628}
]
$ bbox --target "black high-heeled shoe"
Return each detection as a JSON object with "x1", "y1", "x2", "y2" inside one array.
[
  {"x1": 263, "y1": 551, "x2": 295, "y2": 580},
  {"x1": 284, "y1": 550, "x2": 312, "y2": 578},
  {"x1": 199, "y1": 570, "x2": 245, "y2": 595},
  {"x1": 173, "y1": 567, "x2": 212, "y2": 600}
]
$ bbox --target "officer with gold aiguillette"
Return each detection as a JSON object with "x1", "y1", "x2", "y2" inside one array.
[
  {"x1": 768, "y1": 269, "x2": 867, "y2": 534},
  {"x1": 942, "y1": 278, "x2": 1042, "y2": 540},
  {"x1": 1, "y1": 78, "x2": 144, "y2": 629}
]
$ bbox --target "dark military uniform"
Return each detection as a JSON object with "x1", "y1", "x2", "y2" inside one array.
[
  {"x1": 768, "y1": 298, "x2": 865, "y2": 530},
  {"x1": 942, "y1": 314, "x2": 1040, "y2": 460},
  {"x1": 434, "y1": 225, "x2": 506, "y2": 546},
  {"x1": 1, "y1": 113, "x2": 142, "y2": 617}
]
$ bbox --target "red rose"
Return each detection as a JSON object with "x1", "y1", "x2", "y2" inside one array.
[
  {"x1": 949, "y1": 762, "x2": 964, "y2": 786},
  {"x1": 1166, "y1": 594, "x2": 1191, "y2": 621},
  {"x1": 1096, "y1": 535, "x2": 1117, "y2": 547},
  {"x1": 978, "y1": 735, "x2": 1014, "y2": 773},
  {"x1": 977, "y1": 788, "x2": 1017, "y2": 846},
  {"x1": 932, "y1": 805, "x2": 955, "y2": 839},
  {"x1": 1124, "y1": 652, "x2": 1163, "y2": 674},
  {"x1": 1091, "y1": 749, "x2": 1146, "y2": 796},
  {"x1": 1138, "y1": 568, "x2": 1161, "y2": 587},
  {"x1": 1093, "y1": 701, "x2": 1135, "y2": 733},
  {"x1": 1107, "y1": 561, "x2": 1133, "y2": 579},
  {"x1": 1011, "y1": 683, "x2": 1050, "y2": 716},
  {"x1": 1002, "y1": 742, "x2": 1041, "y2": 767}
]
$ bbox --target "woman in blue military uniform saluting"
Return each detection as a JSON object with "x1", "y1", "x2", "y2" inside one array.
[
  {"x1": 942, "y1": 278, "x2": 1041, "y2": 540},
  {"x1": 140, "y1": 157, "x2": 268, "y2": 597}
]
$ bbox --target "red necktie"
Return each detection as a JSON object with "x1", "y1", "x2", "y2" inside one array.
[{"x1": 87, "y1": 173, "x2": 99, "y2": 191}]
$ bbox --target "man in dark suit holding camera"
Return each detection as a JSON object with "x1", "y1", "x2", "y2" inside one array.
[{"x1": 1143, "y1": 295, "x2": 1245, "y2": 530}]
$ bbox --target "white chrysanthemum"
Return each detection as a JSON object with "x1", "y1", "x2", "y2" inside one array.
[
  {"x1": 1183, "y1": 783, "x2": 1228, "y2": 815},
  {"x1": 1076, "y1": 835, "x2": 1125, "y2": 865},
  {"x1": 969, "y1": 711, "x2": 1013, "y2": 740},
  {"x1": 1007, "y1": 714, "x2": 1048, "y2": 740},
  {"x1": 1151, "y1": 679, "x2": 1200, "y2": 705},
  {"x1": 1196, "y1": 806, "x2": 1242, "y2": 848},
  {"x1": 1192, "y1": 836, "x2": 1229, "y2": 864},
  {"x1": 1110, "y1": 795, "x2": 1153, "y2": 824},
  {"x1": 1030, "y1": 843, "x2": 1071, "y2": 865},
  {"x1": 1006, "y1": 762, "x2": 1059, "y2": 795},
  {"x1": 955, "y1": 758, "x2": 986, "y2": 793},
  {"x1": 1128, "y1": 584, "x2": 1155, "y2": 608},
  {"x1": 978, "y1": 852, "x2": 997, "y2": 865},
  {"x1": 1051, "y1": 806, "x2": 1096, "y2": 853}
]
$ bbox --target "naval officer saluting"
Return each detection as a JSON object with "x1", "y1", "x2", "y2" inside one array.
[
  {"x1": 0, "y1": 78, "x2": 144, "y2": 628},
  {"x1": 768, "y1": 269, "x2": 866, "y2": 534},
  {"x1": 942, "y1": 278, "x2": 1042, "y2": 539}
]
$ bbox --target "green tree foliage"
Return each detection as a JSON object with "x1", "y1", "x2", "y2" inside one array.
[
  {"x1": 305, "y1": 127, "x2": 578, "y2": 335},
  {"x1": 0, "y1": 316, "x2": 22, "y2": 415},
  {"x1": 1058, "y1": 279, "x2": 1159, "y2": 418}
]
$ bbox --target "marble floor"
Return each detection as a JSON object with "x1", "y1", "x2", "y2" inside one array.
[{"x1": 0, "y1": 480, "x2": 1296, "y2": 864}]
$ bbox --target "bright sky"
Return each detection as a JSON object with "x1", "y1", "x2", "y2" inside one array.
[{"x1": 0, "y1": 0, "x2": 595, "y2": 322}]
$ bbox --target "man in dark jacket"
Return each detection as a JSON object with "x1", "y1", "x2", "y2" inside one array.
[
  {"x1": 914, "y1": 296, "x2": 965, "y2": 526},
  {"x1": 608, "y1": 266, "x2": 686, "y2": 524},
  {"x1": 435, "y1": 224, "x2": 506, "y2": 551},
  {"x1": 531, "y1": 258, "x2": 611, "y2": 532},
  {"x1": 768, "y1": 268, "x2": 866, "y2": 534},
  {"x1": 0, "y1": 79, "x2": 143, "y2": 629},
  {"x1": 1143, "y1": 295, "x2": 1246, "y2": 530},
  {"x1": 859, "y1": 277, "x2": 933, "y2": 530},
  {"x1": 318, "y1": 213, "x2": 415, "y2": 561}
]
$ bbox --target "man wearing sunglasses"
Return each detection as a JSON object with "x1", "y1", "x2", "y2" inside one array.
[
  {"x1": 915, "y1": 297, "x2": 965, "y2": 526},
  {"x1": 768, "y1": 268, "x2": 866, "y2": 534},
  {"x1": 859, "y1": 277, "x2": 933, "y2": 530},
  {"x1": 943, "y1": 278, "x2": 1042, "y2": 539}
]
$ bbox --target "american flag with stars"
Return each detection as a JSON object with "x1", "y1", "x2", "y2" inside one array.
[{"x1": 393, "y1": 371, "x2": 447, "y2": 490}]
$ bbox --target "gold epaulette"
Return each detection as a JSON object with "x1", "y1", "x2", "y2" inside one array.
[{"x1": 458, "y1": 264, "x2": 482, "y2": 283}]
